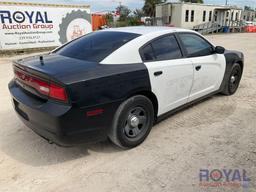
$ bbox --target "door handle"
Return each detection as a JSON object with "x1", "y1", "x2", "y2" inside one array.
[
  {"x1": 195, "y1": 65, "x2": 201, "y2": 71},
  {"x1": 154, "y1": 71, "x2": 163, "y2": 76}
]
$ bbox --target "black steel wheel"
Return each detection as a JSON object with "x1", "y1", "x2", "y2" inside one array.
[
  {"x1": 124, "y1": 107, "x2": 148, "y2": 138},
  {"x1": 228, "y1": 65, "x2": 241, "y2": 94},
  {"x1": 222, "y1": 63, "x2": 242, "y2": 95},
  {"x1": 109, "y1": 95, "x2": 154, "y2": 149}
]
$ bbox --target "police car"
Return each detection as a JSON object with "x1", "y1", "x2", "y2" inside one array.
[{"x1": 9, "y1": 27, "x2": 244, "y2": 148}]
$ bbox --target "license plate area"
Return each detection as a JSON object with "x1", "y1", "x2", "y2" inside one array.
[{"x1": 14, "y1": 99, "x2": 29, "y2": 121}]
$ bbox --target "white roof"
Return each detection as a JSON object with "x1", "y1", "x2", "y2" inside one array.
[
  {"x1": 105, "y1": 26, "x2": 192, "y2": 35},
  {"x1": 161, "y1": 1, "x2": 242, "y2": 10},
  {"x1": 101, "y1": 26, "x2": 199, "y2": 65}
]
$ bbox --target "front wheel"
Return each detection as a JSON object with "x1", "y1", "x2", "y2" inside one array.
[
  {"x1": 221, "y1": 63, "x2": 242, "y2": 95},
  {"x1": 109, "y1": 95, "x2": 154, "y2": 149}
]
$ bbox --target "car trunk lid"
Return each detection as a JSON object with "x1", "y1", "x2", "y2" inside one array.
[
  {"x1": 13, "y1": 54, "x2": 96, "y2": 103},
  {"x1": 14, "y1": 54, "x2": 97, "y2": 82}
]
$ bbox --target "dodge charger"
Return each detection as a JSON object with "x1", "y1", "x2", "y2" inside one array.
[{"x1": 8, "y1": 27, "x2": 244, "y2": 148}]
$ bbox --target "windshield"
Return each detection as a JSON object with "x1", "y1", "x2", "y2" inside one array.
[{"x1": 54, "y1": 31, "x2": 140, "y2": 62}]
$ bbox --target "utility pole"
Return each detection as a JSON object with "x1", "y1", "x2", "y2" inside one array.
[
  {"x1": 225, "y1": 0, "x2": 228, "y2": 5},
  {"x1": 112, "y1": 0, "x2": 122, "y2": 27}
]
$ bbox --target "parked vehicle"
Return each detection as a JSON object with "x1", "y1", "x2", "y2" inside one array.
[{"x1": 9, "y1": 27, "x2": 244, "y2": 148}]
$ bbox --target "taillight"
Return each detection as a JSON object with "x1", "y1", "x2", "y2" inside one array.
[
  {"x1": 31, "y1": 78, "x2": 50, "y2": 95},
  {"x1": 14, "y1": 69, "x2": 68, "y2": 103},
  {"x1": 49, "y1": 83, "x2": 68, "y2": 102}
]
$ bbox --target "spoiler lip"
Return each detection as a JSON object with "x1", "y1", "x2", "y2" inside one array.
[
  {"x1": 12, "y1": 54, "x2": 100, "y2": 85},
  {"x1": 12, "y1": 60, "x2": 72, "y2": 104}
]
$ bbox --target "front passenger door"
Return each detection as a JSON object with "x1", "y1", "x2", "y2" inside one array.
[{"x1": 178, "y1": 33, "x2": 226, "y2": 102}]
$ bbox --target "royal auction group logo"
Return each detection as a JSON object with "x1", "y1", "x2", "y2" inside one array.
[
  {"x1": 0, "y1": 10, "x2": 54, "y2": 29},
  {"x1": 58, "y1": 10, "x2": 92, "y2": 44},
  {"x1": 199, "y1": 169, "x2": 251, "y2": 189}
]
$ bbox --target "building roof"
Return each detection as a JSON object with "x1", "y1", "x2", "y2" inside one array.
[
  {"x1": 106, "y1": 26, "x2": 191, "y2": 35},
  {"x1": 158, "y1": 2, "x2": 242, "y2": 10}
]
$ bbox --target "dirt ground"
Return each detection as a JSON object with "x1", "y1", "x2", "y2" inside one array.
[{"x1": 0, "y1": 33, "x2": 256, "y2": 192}]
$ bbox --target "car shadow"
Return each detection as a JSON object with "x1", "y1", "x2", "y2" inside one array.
[
  {"x1": 0, "y1": 110, "x2": 122, "y2": 167},
  {"x1": 0, "y1": 94, "x2": 236, "y2": 167},
  {"x1": 154, "y1": 94, "x2": 236, "y2": 129}
]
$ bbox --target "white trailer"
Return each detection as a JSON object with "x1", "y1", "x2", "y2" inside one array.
[{"x1": 155, "y1": 2, "x2": 242, "y2": 30}]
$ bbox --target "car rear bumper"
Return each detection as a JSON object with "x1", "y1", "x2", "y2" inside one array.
[{"x1": 8, "y1": 80, "x2": 121, "y2": 146}]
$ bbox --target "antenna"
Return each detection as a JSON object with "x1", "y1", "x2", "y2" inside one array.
[{"x1": 39, "y1": 55, "x2": 44, "y2": 65}]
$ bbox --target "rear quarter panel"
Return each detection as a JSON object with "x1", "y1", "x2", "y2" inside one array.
[{"x1": 67, "y1": 63, "x2": 151, "y2": 108}]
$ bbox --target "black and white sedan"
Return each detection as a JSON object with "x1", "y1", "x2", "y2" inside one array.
[{"x1": 9, "y1": 27, "x2": 244, "y2": 148}]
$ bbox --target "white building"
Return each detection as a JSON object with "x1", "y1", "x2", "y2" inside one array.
[
  {"x1": 242, "y1": 10, "x2": 256, "y2": 22},
  {"x1": 155, "y1": 2, "x2": 242, "y2": 29}
]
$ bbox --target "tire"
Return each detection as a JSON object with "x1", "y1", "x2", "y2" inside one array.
[
  {"x1": 221, "y1": 63, "x2": 242, "y2": 95},
  {"x1": 58, "y1": 10, "x2": 91, "y2": 44},
  {"x1": 109, "y1": 95, "x2": 154, "y2": 149}
]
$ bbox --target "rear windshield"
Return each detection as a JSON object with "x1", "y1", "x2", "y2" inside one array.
[{"x1": 54, "y1": 31, "x2": 140, "y2": 62}]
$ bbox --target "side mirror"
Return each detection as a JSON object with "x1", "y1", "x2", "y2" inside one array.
[{"x1": 214, "y1": 46, "x2": 225, "y2": 54}]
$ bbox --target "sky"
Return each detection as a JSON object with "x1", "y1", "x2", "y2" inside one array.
[{"x1": 2, "y1": 0, "x2": 256, "y2": 12}]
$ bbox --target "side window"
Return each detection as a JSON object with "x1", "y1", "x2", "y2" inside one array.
[
  {"x1": 209, "y1": 11, "x2": 212, "y2": 21},
  {"x1": 141, "y1": 44, "x2": 155, "y2": 61},
  {"x1": 203, "y1": 10, "x2": 206, "y2": 22},
  {"x1": 179, "y1": 33, "x2": 213, "y2": 57},
  {"x1": 235, "y1": 12, "x2": 239, "y2": 21},
  {"x1": 141, "y1": 35, "x2": 182, "y2": 62},
  {"x1": 185, "y1": 10, "x2": 189, "y2": 22},
  {"x1": 191, "y1": 10, "x2": 195, "y2": 22}
]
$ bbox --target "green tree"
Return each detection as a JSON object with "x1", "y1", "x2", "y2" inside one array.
[
  {"x1": 244, "y1": 6, "x2": 253, "y2": 11},
  {"x1": 143, "y1": 0, "x2": 167, "y2": 17},
  {"x1": 105, "y1": 13, "x2": 114, "y2": 27},
  {"x1": 133, "y1": 9, "x2": 145, "y2": 19},
  {"x1": 116, "y1": 5, "x2": 131, "y2": 21}
]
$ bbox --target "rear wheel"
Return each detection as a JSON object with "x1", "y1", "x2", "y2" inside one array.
[
  {"x1": 109, "y1": 95, "x2": 154, "y2": 149},
  {"x1": 221, "y1": 63, "x2": 242, "y2": 95}
]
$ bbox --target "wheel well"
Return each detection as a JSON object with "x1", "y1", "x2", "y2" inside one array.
[
  {"x1": 130, "y1": 91, "x2": 158, "y2": 121},
  {"x1": 236, "y1": 60, "x2": 244, "y2": 72}
]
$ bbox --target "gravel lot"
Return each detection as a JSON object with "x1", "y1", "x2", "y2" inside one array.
[{"x1": 0, "y1": 33, "x2": 256, "y2": 192}]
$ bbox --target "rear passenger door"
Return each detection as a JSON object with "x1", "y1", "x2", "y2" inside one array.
[
  {"x1": 177, "y1": 33, "x2": 226, "y2": 102},
  {"x1": 141, "y1": 34, "x2": 194, "y2": 116}
]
